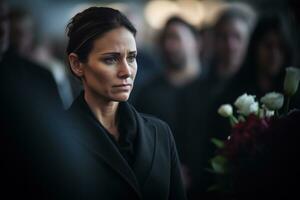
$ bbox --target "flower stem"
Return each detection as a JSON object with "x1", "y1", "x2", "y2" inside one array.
[
  {"x1": 284, "y1": 96, "x2": 291, "y2": 115},
  {"x1": 229, "y1": 115, "x2": 238, "y2": 126},
  {"x1": 275, "y1": 110, "x2": 279, "y2": 118}
]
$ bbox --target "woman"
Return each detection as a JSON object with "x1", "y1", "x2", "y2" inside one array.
[
  {"x1": 66, "y1": 7, "x2": 186, "y2": 200},
  {"x1": 233, "y1": 13, "x2": 295, "y2": 98}
]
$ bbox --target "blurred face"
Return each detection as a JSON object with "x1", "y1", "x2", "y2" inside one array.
[
  {"x1": 10, "y1": 16, "x2": 34, "y2": 55},
  {"x1": 215, "y1": 19, "x2": 249, "y2": 72},
  {"x1": 78, "y1": 27, "x2": 137, "y2": 102},
  {"x1": 0, "y1": 1, "x2": 9, "y2": 56},
  {"x1": 162, "y1": 23, "x2": 197, "y2": 70},
  {"x1": 256, "y1": 31, "x2": 284, "y2": 76}
]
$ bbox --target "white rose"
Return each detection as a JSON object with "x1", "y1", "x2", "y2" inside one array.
[
  {"x1": 260, "y1": 92, "x2": 284, "y2": 110},
  {"x1": 265, "y1": 110, "x2": 275, "y2": 117},
  {"x1": 218, "y1": 104, "x2": 233, "y2": 117},
  {"x1": 234, "y1": 93, "x2": 258, "y2": 116},
  {"x1": 284, "y1": 67, "x2": 300, "y2": 96},
  {"x1": 249, "y1": 102, "x2": 259, "y2": 114}
]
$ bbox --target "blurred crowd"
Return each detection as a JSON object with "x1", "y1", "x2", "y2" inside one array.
[
  {"x1": 131, "y1": 1, "x2": 300, "y2": 199},
  {"x1": 1, "y1": 0, "x2": 300, "y2": 199}
]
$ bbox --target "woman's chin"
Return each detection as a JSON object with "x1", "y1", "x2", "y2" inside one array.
[{"x1": 111, "y1": 94, "x2": 130, "y2": 102}]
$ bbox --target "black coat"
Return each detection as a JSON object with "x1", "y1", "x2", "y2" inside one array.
[
  {"x1": 0, "y1": 50, "x2": 65, "y2": 199},
  {"x1": 65, "y1": 94, "x2": 187, "y2": 200}
]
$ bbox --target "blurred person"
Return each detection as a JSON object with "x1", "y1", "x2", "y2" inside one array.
[
  {"x1": 184, "y1": 3, "x2": 256, "y2": 145},
  {"x1": 233, "y1": 13, "x2": 295, "y2": 98},
  {"x1": 208, "y1": 13, "x2": 296, "y2": 130},
  {"x1": 196, "y1": 3, "x2": 257, "y2": 108},
  {"x1": 33, "y1": 38, "x2": 74, "y2": 108},
  {"x1": 178, "y1": 3, "x2": 256, "y2": 199},
  {"x1": 9, "y1": 7, "x2": 73, "y2": 108},
  {"x1": 211, "y1": 3, "x2": 256, "y2": 82},
  {"x1": 0, "y1": 0, "x2": 71, "y2": 198},
  {"x1": 188, "y1": 3, "x2": 256, "y2": 111},
  {"x1": 158, "y1": 17, "x2": 202, "y2": 86},
  {"x1": 9, "y1": 7, "x2": 35, "y2": 58},
  {"x1": 198, "y1": 13, "x2": 297, "y2": 200},
  {"x1": 0, "y1": 0, "x2": 8, "y2": 60},
  {"x1": 1, "y1": 4, "x2": 61, "y2": 109},
  {"x1": 66, "y1": 7, "x2": 186, "y2": 200},
  {"x1": 133, "y1": 16, "x2": 202, "y2": 192},
  {"x1": 209, "y1": 13, "x2": 297, "y2": 125},
  {"x1": 133, "y1": 16, "x2": 202, "y2": 155}
]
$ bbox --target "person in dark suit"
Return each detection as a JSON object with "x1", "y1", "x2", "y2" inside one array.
[
  {"x1": 0, "y1": 0, "x2": 68, "y2": 198},
  {"x1": 65, "y1": 7, "x2": 186, "y2": 200}
]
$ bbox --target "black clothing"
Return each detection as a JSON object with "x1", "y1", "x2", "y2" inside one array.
[
  {"x1": 133, "y1": 74, "x2": 197, "y2": 161},
  {"x1": 72, "y1": 92, "x2": 138, "y2": 167},
  {"x1": 0, "y1": 49, "x2": 186, "y2": 199},
  {"x1": 0, "y1": 49, "x2": 65, "y2": 199},
  {"x1": 65, "y1": 94, "x2": 187, "y2": 200}
]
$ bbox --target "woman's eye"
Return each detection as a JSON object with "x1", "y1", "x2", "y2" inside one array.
[
  {"x1": 102, "y1": 57, "x2": 118, "y2": 65},
  {"x1": 127, "y1": 55, "x2": 136, "y2": 63}
]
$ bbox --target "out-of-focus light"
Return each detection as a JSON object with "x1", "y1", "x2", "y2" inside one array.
[
  {"x1": 144, "y1": 0, "x2": 180, "y2": 30},
  {"x1": 200, "y1": 0, "x2": 228, "y2": 26},
  {"x1": 144, "y1": 0, "x2": 226, "y2": 30},
  {"x1": 106, "y1": 3, "x2": 129, "y2": 13},
  {"x1": 177, "y1": 0, "x2": 204, "y2": 26}
]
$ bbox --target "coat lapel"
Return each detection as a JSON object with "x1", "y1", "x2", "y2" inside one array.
[
  {"x1": 68, "y1": 96, "x2": 142, "y2": 199},
  {"x1": 132, "y1": 109, "x2": 157, "y2": 188}
]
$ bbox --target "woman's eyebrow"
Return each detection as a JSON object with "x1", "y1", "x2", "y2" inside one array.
[
  {"x1": 128, "y1": 51, "x2": 137, "y2": 55},
  {"x1": 99, "y1": 51, "x2": 137, "y2": 56},
  {"x1": 99, "y1": 52, "x2": 120, "y2": 56}
]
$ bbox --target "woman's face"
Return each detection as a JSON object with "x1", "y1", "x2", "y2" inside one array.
[
  {"x1": 162, "y1": 23, "x2": 198, "y2": 70},
  {"x1": 215, "y1": 19, "x2": 249, "y2": 71},
  {"x1": 256, "y1": 31, "x2": 285, "y2": 77},
  {"x1": 80, "y1": 27, "x2": 137, "y2": 102}
]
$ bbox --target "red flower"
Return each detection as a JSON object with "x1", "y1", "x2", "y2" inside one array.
[{"x1": 222, "y1": 114, "x2": 272, "y2": 160}]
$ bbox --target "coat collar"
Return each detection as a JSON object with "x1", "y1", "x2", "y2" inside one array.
[
  {"x1": 132, "y1": 107, "x2": 157, "y2": 188},
  {"x1": 68, "y1": 94, "x2": 157, "y2": 198}
]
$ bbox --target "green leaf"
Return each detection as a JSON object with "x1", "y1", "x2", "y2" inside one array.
[
  {"x1": 211, "y1": 138, "x2": 225, "y2": 149},
  {"x1": 210, "y1": 155, "x2": 228, "y2": 174}
]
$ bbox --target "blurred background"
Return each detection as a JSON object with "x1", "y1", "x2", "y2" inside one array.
[
  {"x1": 6, "y1": 0, "x2": 300, "y2": 105},
  {"x1": 4, "y1": 0, "x2": 300, "y2": 199}
]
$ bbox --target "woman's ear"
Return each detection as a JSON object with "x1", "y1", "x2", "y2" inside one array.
[{"x1": 68, "y1": 53, "x2": 84, "y2": 78}]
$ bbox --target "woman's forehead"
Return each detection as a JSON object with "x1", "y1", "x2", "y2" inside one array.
[{"x1": 92, "y1": 27, "x2": 137, "y2": 54}]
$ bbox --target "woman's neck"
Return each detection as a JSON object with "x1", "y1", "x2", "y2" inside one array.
[{"x1": 84, "y1": 91, "x2": 120, "y2": 140}]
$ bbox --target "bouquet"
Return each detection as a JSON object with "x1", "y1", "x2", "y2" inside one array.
[{"x1": 209, "y1": 67, "x2": 300, "y2": 197}]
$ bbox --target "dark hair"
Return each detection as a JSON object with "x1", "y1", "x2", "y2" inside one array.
[
  {"x1": 242, "y1": 14, "x2": 294, "y2": 77},
  {"x1": 159, "y1": 16, "x2": 198, "y2": 43},
  {"x1": 66, "y1": 7, "x2": 136, "y2": 63},
  {"x1": 233, "y1": 13, "x2": 296, "y2": 94},
  {"x1": 215, "y1": 4, "x2": 256, "y2": 32},
  {"x1": 250, "y1": 13, "x2": 293, "y2": 66}
]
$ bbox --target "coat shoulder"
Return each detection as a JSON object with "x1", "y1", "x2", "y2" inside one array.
[
  {"x1": 137, "y1": 112, "x2": 174, "y2": 144},
  {"x1": 139, "y1": 112, "x2": 170, "y2": 129}
]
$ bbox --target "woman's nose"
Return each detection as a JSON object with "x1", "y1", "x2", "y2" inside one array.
[{"x1": 117, "y1": 60, "x2": 132, "y2": 79}]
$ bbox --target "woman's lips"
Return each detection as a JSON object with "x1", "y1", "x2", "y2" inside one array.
[{"x1": 113, "y1": 84, "x2": 132, "y2": 90}]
